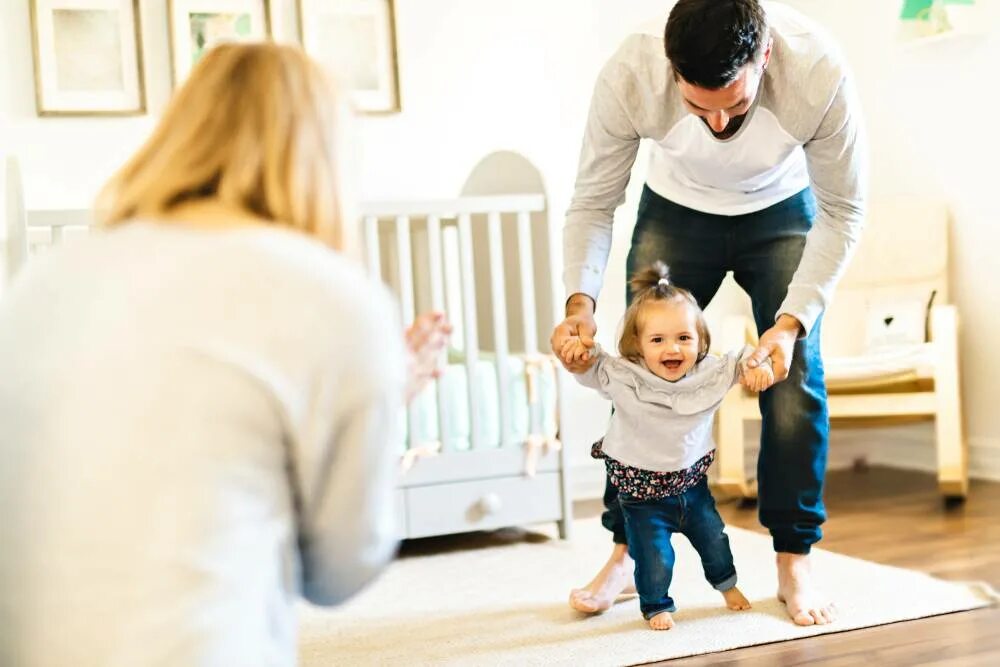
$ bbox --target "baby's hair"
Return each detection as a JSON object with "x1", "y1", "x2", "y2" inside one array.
[{"x1": 618, "y1": 261, "x2": 711, "y2": 363}]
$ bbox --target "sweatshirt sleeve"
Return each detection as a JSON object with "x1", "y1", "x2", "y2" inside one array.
[
  {"x1": 779, "y1": 69, "x2": 868, "y2": 336},
  {"x1": 572, "y1": 345, "x2": 612, "y2": 400},
  {"x1": 562, "y1": 58, "x2": 641, "y2": 303},
  {"x1": 293, "y1": 284, "x2": 406, "y2": 607}
]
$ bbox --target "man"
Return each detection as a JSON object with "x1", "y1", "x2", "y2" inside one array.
[{"x1": 550, "y1": 0, "x2": 866, "y2": 626}]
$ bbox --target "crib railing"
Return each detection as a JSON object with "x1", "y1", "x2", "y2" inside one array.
[
  {"x1": 360, "y1": 195, "x2": 556, "y2": 457},
  {"x1": 4, "y1": 169, "x2": 559, "y2": 461}
]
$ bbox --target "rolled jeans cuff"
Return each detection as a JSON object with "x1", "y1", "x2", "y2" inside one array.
[{"x1": 713, "y1": 573, "x2": 739, "y2": 592}]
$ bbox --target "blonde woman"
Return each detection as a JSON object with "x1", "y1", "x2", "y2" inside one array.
[{"x1": 0, "y1": 43, "x2": 449, "y2": 666}]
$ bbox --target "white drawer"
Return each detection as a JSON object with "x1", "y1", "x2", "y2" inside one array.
[{"x1": 404, "y1": 473, "x2": 562, "y2": 539}]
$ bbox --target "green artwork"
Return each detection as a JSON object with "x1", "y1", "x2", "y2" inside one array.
[
  {"x1": 900, "y1": 0, "x2": 975, "y2": 20},
  {"x1": 189, "y1": 12, "x2": 253, "y2": 65}
]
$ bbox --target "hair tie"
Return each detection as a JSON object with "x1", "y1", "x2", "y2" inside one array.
[{"x1": 658, "y1": 278, "x2": 670, "y2": 287}]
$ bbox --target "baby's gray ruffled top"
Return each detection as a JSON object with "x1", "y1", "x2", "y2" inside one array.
[{"x1": 575, "y1": 345, "x2": 754, "y2": 472}]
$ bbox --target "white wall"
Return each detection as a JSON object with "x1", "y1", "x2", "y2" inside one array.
[
  {"x1": 3, "y1": 1, "x2": 999, "y2": 493},
  {"x1": 777, "y1": 0, "x2": 1000, "y2": 483}
]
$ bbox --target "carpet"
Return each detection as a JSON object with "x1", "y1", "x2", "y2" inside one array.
[{"x1": 297, "y1": 518, "x2": 996, "y2": 666}]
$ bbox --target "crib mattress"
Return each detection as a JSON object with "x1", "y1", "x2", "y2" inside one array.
[{"x1": 400, "y1": 353, "x2": 558, "y2": 453}]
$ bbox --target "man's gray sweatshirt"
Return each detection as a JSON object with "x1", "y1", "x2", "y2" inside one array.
[{"x1": 564, "y1": 2, "x2": 868, "y2": 336}]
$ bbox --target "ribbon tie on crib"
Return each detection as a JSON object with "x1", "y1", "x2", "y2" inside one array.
[
  {"x1": 522, "y1": 353, "x2": 561, "y2": 477},
  {"x1": 523, "y1": 434, "x2": 562, "y2": 477},
  {"x1": 400, "y1": 440, "x2": 442, "y2": 473}
]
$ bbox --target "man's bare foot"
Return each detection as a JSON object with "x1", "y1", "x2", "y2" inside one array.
[
  {"x1": 776, "y1": 552, "x2": 836, "y2": 626},
  {"x1": 568, "y1": 543, "x2": 636, "y2": 613},
  {"x1": 648, "y1": 610, "x2": 675, "y2": 630},
  {"x1": 721, "y1": 586, "x2": 751, "y2": 610}
]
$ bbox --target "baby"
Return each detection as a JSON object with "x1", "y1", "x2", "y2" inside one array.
[{"x1": 562, "y1": 261, "x2": 773, "y2": 630}]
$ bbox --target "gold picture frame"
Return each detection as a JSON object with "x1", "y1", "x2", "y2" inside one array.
[
  {"x1": 29, "y1": 0, "x2": 146, "y2": 117},
  {"x1": 167, "y1": 0, "x2": 273, "y2": 87},
  {"x1": 297, "y1": 0, "x2": 402, "y2": 114}
]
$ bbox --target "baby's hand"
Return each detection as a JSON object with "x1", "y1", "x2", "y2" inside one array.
[
  {"x1": 740, "y1": 363, "x2": 774, "y2": 393},
  {"x1": 560, "y1": 336, "x2": 593, "y2": 366}
]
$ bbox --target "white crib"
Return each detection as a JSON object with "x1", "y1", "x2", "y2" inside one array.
[{"x1": 2, "y1": 156, "x2": 572, "y2": 540}]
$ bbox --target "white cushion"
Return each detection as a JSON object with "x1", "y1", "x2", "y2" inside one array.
[
  {"x1": 864, "y1": 295, "x2": 928, "y2": 351},
  {"x1": 825, "y1": 343, "x2": 936, "y2": 387}
]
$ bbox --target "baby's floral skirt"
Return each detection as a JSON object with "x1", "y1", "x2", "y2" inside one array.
[{"x1": 591, "y1": 438, "x2": 715, "y2": 500}]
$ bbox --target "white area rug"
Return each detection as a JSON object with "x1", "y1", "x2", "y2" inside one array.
[{"x1": 298, "y1": 518, "x2": 996, "y2": 666}]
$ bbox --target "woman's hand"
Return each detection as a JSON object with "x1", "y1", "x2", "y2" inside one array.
[{"x1": 404, "y1": 311, "x2": 452, "y2": 403}]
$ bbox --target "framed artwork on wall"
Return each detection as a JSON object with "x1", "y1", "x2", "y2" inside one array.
[
  {"x1": 29, "y1": 0, "x2": 146, "y2": 116},
  {"x1": 297, "y1": 0, "x2": 401, "y2": 114},
  {"x1": 168, "y1": 0, "x2": 272, "y2": 86}
]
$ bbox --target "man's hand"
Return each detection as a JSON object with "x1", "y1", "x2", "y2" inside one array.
[
  {"x1": 550, "y1": 293, "x2": 598, "y2": 373},
  {"x1": 404, "y1": 311, "x2": 453, "y2": 403},
  {"x1": 746, "y1": 314, "x2": 803, "y2": 383}
]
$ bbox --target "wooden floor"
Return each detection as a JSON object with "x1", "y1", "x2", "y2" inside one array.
[
  {"x1": 399, "y1": 466, "x2": 998, "y2": 665},
  {"x1": 590, "y1": 466, "x2": 1000, "y2": 666}
]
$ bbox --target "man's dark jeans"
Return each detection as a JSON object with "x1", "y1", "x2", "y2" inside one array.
[
  {"x1": 621, "y1": 477, "x2": 738, "y2": 619},
  {"x1": 601, "y1": 185, "x2": 829, "y2": 554}
]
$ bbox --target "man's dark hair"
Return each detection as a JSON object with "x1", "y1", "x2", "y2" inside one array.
[{"x1": 665, "y1": 0, "x2": 768, "y2": 89}]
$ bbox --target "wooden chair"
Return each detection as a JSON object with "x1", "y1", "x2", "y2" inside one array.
[{"x1": 715, "y1": 198, "x2": 967, "y2": 500}]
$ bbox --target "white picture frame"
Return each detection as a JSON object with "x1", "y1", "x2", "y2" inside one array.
[
  {"x1": 29, "y1": 0, "x2": 146, "y2": 116},
  {"x1": 298, "y1": 0, "x2": 401, "y2": 114},
  {"x1": 168, "y1": 0, "x2": 272, "y2": 86}
]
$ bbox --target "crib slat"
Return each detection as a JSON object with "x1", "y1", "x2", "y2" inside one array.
[
  {"x1": 516, "y1": 209, "x2": 541, "y2": 439},
  {"x1": 487, "y1": 211, "x2": 512, "y2": 449},
  {"x1": 442, "y1": 227, "x2": 464, "y2": 351},
  {"x1": 363, "y1": 216, "x2": 381, "y2": 280},
  {"x1": 426, "y1": 215, "x2": 451, "y2": 452},
  {"x1": 426, "y1": 216, "x2": 446, "y2": 314},
  {"x1": 457, "y1": 213, "x2": 482, "y2": 450},
  {"x1": 395, "y1": 215, "x2": 418, "y2": 450},
  {"x1": 516, "y1": 210, "x2": 538, "y2": 354},
  {"x1": 395, "y1": 216, "x2": 415, "y2": 325}
]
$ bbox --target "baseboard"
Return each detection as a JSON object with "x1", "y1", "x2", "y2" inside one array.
[
  {"x1": 825, "y1": 428, "x2": 1000, "y2": 482},
  {"x1": 569, "y1": 432, "x2": 1000, "y2": 500},
  {"x1": 970, "y1": 436, "x2": 1000, "y2": 482}
]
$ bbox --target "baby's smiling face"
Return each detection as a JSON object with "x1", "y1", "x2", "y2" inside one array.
[{"x1": 637, "y1": 299, "x2": 701, "y2": 382}]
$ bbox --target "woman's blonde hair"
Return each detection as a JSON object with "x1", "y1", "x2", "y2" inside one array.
[
  {"x1": 96, "y1": 42, "x2": 348, "y2": 248},
  {"x1": 618, "y1": 261, "x2": 711, "y2": 363}
]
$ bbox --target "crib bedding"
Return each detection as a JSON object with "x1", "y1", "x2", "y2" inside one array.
[{"x1": 399, "y1": 353, "x2": 558, "y2": 453}]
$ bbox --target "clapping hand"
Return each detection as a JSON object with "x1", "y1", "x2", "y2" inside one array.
[{"x1": 404, "y1": 311, "x2": 452, "y2": 403}]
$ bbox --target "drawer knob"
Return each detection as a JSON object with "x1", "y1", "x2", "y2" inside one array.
[{"x1": 478, "y1": 492, "x2": 503, "y2": 515}]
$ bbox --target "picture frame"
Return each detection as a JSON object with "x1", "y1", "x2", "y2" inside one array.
[
  {"x1": 168, "y1": 0, "x2": 272, "y2": 86},
  {"x1": 29, "y1": 0, "x2": 146, "y2": 117},
  {"x1": 297, "y1": 0, "x2": 401, "y2": 114}
]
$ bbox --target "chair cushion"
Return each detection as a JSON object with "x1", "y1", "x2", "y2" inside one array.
[
  {"x1": 864, "y1": 294, "x2": 929, "y2": 351},
  {"x1": 825, "y1": 343, "x2": 935, "y2": 389}
]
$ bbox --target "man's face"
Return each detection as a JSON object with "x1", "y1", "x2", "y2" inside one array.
[{"x1": 675, "y1": 43, "x2": 771, "y2": 138}]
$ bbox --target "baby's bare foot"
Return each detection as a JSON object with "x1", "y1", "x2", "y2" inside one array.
[
  {"x1": 568, "y1": 544, "x2": 636, "y2": 613},
  {"x1": 648, "y1": 610, "x2": 675, "y2": 630},
  {"x1": 721, "y1": 586, "x2": 751, "y2": 610}
]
